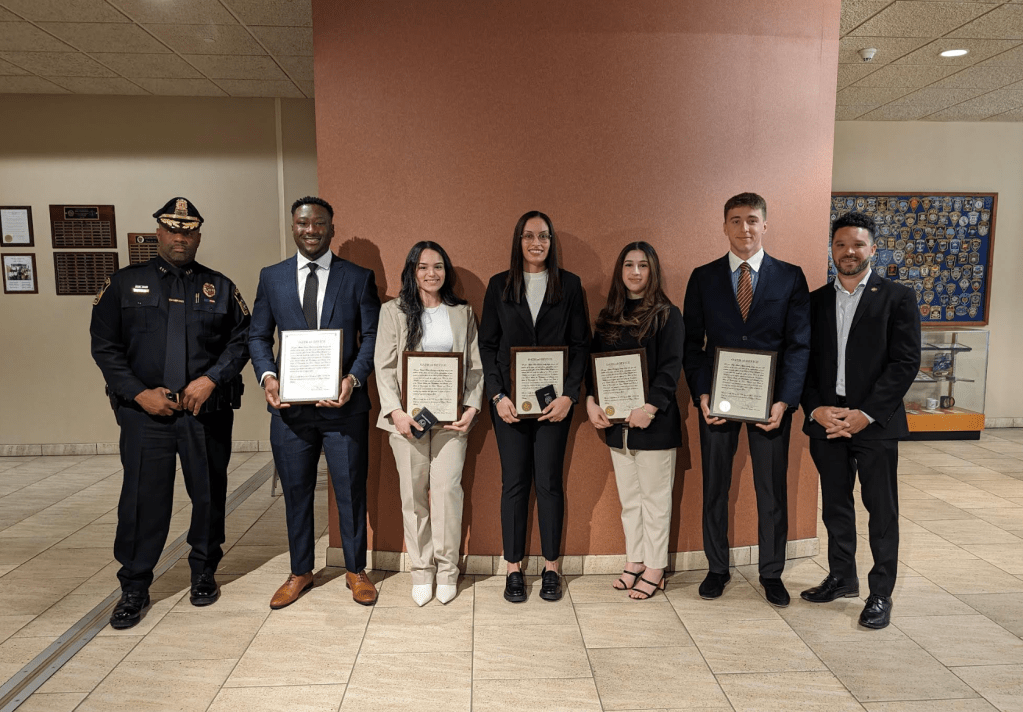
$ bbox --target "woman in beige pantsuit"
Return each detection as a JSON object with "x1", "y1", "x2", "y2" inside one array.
[{"x1": 375, "y1": 241, "x2": 484, "y2": 606}]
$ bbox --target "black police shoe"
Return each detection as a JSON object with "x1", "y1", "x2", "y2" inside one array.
[
  {"x1": 859, "y1": 594, "x2": 893, "y2": 629},
  {"x1": 539, "y1": 569, "x2": 563, "y2": 602},
  {"x1": 759, "y1": 576, "x2": 791, "y2": 607},
  {"x1": 504, "y1": 571, "x2": 527, "y2": 603},
  {"x1": 698, "y1": 571, "x2": 731, "y2": 599},
  {"x1": 190, "y1": 572, "x2": 220, "y2": 607},
  {"x1": 800, "y1": 574, "x2": 860, "y2": 603},
  {"x1": 110, "y1": 590, "x2": 150, "y2": 630}
]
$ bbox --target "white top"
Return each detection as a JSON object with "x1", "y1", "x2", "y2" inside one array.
[
  {"x1": 523, "y1": 270, "x2": 548, "y2": 324},
  {"x1": 833, "y1": 268, "x2": 875, "y2": 424},
  {"x1": 420, "y1": 304, "x2": 454, "y2": 352}
]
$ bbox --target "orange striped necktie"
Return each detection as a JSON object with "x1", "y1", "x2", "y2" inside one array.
[{"x1": 737, "y1": 262, "x2": 752, "y2": 321}]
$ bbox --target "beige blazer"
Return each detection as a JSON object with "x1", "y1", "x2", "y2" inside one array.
[{"x1": 374, "y1": 298, "x2": 485, "y2": 433}]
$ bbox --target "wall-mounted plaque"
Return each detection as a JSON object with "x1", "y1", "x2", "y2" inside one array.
[
  {"x1": 830, "y1": 193, "x2": 996, "y2": 326},
  {"x1": 1, "y1": 207, "x2": 34, "y2": 247},
  {"x1": 53, "y1": 251, "x2": 119, "y2": 296},
  {"x1": 49, "y1": 204, "x2": 117, "y2": 249},
  {"x1": 128, "y1": 233, "x2": 158, "y2": 264},
  {"x1": 3, "y1": 253, "x2": 38, "y2": 294}
]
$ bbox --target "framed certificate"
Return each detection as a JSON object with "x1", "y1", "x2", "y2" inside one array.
[
  {"x1": 708, "y1": 347, "x2": 777, "y2": 423},
  {"x1": 1, "y1": 207, "x2": 34, "y2": 247},
  {"x1": 278, "y1": 329, "x2": 343, "y2": 404},
  {"x1": 402, "y1": 351, "x2": 464, "y2": 423},
  {"x1": 590, "y1": 349, "x2": 648, "y2": 423},
  {"x1": 510, "y1": 346, "x2": 568, "y2": 419},
  {"x1": 3, "y1": 253, "x2": 38, "y2": 294}
]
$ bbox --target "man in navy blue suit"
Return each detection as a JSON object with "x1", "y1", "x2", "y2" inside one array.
[
  {"x1": 249, "y1": 196, "x2": 381, "y2": 608},
  {"x1": 683, "y1": 192, "x2": 811, "y2": 607}
]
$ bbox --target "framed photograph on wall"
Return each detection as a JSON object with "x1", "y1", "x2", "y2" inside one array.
[
  {"x1": 1, "y1": 207, "x2": 34, "y2": 247},
  {"x1": 3, "y1": 253, "x2": 38, "y2": 294}
]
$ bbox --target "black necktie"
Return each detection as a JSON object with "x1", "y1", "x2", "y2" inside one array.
[
  {"x1": 303, "y1": 263, "x2": 319, "y2": 329},
  {"x1": 163, "y1": 271, "x2": 187, "y2": 392}
]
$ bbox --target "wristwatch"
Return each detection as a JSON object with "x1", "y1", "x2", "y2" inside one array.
[
  {"x1": 346, "y1": 374, "x2": 361, "y2": 388},
  {"x1": 492, "y1": 393, "x2": 506, "y2": 405}
]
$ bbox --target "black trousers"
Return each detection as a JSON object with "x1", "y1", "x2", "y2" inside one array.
[
  {"x1": 492, "y1": 405, "x2": 573, "y2": 563},
  {"x1": 115, "y1": 406, "x2": 232, "y2": 592},
  {"x1": 698, "y1": 412, "x2": 792, "y2": 578},
  {"x1": 809, "y1": 436, "x2": 899, "y2": 597},
  {"x1": 271, "y1": 409, "x2": 369, "y2": 575}
]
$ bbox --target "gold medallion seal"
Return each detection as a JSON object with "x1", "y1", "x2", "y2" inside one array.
[
  {"x1": 521, "y1": 401, "x2": 532, "y2": 412},
  {"x1": 411, "y1": 408, "x2": 421, "y2": 416},
  {"x1": 605, "y1": 406, "x2": 615, "y2": 416}
]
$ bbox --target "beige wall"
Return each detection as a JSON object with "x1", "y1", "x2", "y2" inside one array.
[
  {"x1": 833, "y1": 121, "x2": 1023, "y2": 423},
  {"x1": 0, "y1": 94, "x2": 318, "y2": 445}
]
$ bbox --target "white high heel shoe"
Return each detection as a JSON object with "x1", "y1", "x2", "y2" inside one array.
[
  {"x1": 411, "y1": 584, "x2": 433, "y2": 607},
  {"x1": 436, "y1": 584, "x2": 457, "y2": 604}
]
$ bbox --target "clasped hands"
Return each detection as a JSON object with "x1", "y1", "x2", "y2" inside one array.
[
  {"x1": 811, "y1": 406, "x2": 869, "y2": 439},
  {"x1": 134, "y1": 375, "x2": 216, "y2": 416}
]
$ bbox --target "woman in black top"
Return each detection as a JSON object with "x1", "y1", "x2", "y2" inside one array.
[
  {"x1": 586, "y1": 242, "x2": 684, "y2": 599},
  {"x1": 479, "y1": 210, "x2": 590, "y2": 604}
]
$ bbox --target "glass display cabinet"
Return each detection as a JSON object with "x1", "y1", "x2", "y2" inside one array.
[{"x1": 905, "y1": 328, "x2": 989, "y2": 440}]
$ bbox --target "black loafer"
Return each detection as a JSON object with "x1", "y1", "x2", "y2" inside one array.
[
  {"x1": 539, "y1": 569, "x2": 563, "y2": 602},
  {"x1": 760, "y1": 576, "x2": 790, "y2": 608},
  {"x1": 110, "y1": 590, "x2": 150, "y2": 630},
  {"x1": 859, "y1": 594, "x2": 892, "y2": 629},
  {"x1": 801, "y1": 574, "x2": 859, "y2": 603},
  {"x1": 504, "y1": 571, "x2": 527, "y2": 603},
  {"x1": 698, "y1": 571, "x2": 731, "y2": 599},
  {"x1": 189, "y1": 572, "x2": 220, "y2": 607}
]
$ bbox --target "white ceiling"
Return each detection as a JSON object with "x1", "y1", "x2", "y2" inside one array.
[{"x1": 0, "y1": 1, "x2": 1021, "y2": 120}]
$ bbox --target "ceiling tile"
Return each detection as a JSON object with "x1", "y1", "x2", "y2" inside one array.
[
  {"x1": 948, "y1": 4, "x2": 1023, "y2": 39},
  {"x1": 0, "y1": 51, "x2": 117, "y2": 77},
  {"x1": 840, "y1": 0, "x2": 893, "y2": 35},
  {"x1": 849, "y1": 1, "x2": 994, "y2": 38},
  {"x1": 225, "y1": 0, "x2": 312, "y2": 27},
  {"x1": 836, "y1": 104, "x2": 882, "y2": 119},
  {"x1": 978, "y1": 44, "x2": 1023, "y2": 65},
  {"x1": 0, "y1": 0, "x2": 129, "y2": 23},
  {"x1": 929, "y1": 63, "x2": 1023, "y2": 88},
  {"x1": 214, "y1": 77, "x2": 302, "y2": 97},
  {"x1": 275, "y1": 54, "x2": 312, "y2": 80},
  {"x1": 0, "y1": 8, "x2": 20, "y2": 21},
  {"x1": 0, "y1": 56, "x2": 27, "y2": 74},
  {"x1": 132, "y1": 77, "x2": 227, "y2": 96},
  {"x1": 984, "y1": 106, "x2": 1023, "y2": 120},
  {"x1": 145, "y1": 24, "x2": 264, "y2": 55},
  {"x1": 39, "y1": 22, "x2": 171, "y2": 53},
  {"x1": 839, "y1": 36, "x2": 931, "y2": 64},
  {"x1": 836, "y1": 86, "x2": 914, "y2": 104},
  {"x1": 888, "y1": 85, "x2": 988, "y2": 104},
  {"x1": 296, "y1": 78, "x2": 313, "y2": 96},
  {"x1": 857, "y1": 103, "x2": 941, "y2": 120},
  {"x1": 0, "y1": 74, "x2": 68, "y2": 92},
  {"x1": 925, "y1": 89, "x2": 1023, "y2": 119},
  {"x1": 109, "y1": 0, "x2": 237, "y2": 24},
  {"x1": 48, "y1": 76, "x2": 149, "y2": 94},
  {"x1": 183, "y1": 53, "x2": 286, "y2": 79},
  {"x1": 853, "y1": 63, "x2": 960, "y2": 87},
  {"x1": 0, "y1": 22, "x2": 74, "y2": 51},
  {"x1": 247, "y1": 25, "x2": 312, "y2": 56},
  {"x1": 91, "y1": 52, "x2": 203, "y2": 78},
  {"x1": 894, "y1": 38, "x2": 1022, "y2": 65}
]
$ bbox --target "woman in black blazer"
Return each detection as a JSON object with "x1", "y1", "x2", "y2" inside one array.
[
  {"x1": 586, "y1": 242, "x2": 684, "y2": 600},
  {"x1": 479, "y1": 210, "x2": 590, "y2": 604}
]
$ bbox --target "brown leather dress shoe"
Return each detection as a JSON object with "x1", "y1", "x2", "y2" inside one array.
[
  {"x1": 270, "y1": 572, "x2": 314, "y2": 609},
  {"x1": 345, "y1": 570, "x2": 378, "y2": 606}
]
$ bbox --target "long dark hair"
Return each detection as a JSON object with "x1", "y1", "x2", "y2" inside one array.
[
  {"x1": 595, "y1": 242, "x2": 672, "y2": 345},
  {"x1": 398, "y1": 241, "x2": 466, "y2": 350},
  {"x1": 502, "y1": 210, "x2": 563, "y2": 304}
]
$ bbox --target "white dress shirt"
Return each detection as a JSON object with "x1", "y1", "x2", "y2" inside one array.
[
  {"x1": 727, "y1": 248, "x2": 765, "y2": 295},
  {"x1": 833, "y1": 268, "x2": 875, "y2": 424},
  {"x1": 420, "y1": 304, "x2": 454, "y2": 352}
]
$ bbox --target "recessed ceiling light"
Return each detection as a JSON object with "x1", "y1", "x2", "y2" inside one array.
[{"x1": 939, "y1": 49, "x2": 969, "y2": 58}]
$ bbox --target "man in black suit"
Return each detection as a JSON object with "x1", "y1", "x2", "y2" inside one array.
[
  {"x1": 800, "y1": 211, "x2": 920, "y2": 629},
  {"x1": 683, "y1": 192, "x2": 811, "y2": 607}
]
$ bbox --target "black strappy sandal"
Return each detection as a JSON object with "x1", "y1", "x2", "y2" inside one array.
[
  {"x1": 612, "y1": 568, "x2": 645, "y2": 591},
  {"x1": 630, "y1": 573, "x2": 666, "y2": 600}
]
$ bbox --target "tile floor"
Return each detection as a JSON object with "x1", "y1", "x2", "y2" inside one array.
[{"x1": 2, "y1": 430, "x2": 1023, "y2": 711}]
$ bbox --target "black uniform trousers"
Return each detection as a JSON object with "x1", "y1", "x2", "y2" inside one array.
[
  {"x1": 270, "y1": 409, "x2": 369, "y2": 575},
  {"x1": 699, "y1": 412, "x2": 792, "y2": 578},
  {"x1": 809, "y1": 436, "x2": 899, "y2": 597},
  {"x1": 115, "y1": 405, "x2": 232, "y2": 592},
  {"x1": 492, "y1": 404, "x2": 573, "y2": 563}
]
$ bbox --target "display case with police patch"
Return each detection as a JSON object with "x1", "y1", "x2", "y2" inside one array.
[{"x1": 905, "y1": 328, "x2": 989, "y2": 440}]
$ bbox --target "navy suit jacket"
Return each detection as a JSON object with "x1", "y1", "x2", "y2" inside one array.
[
  {"x1": 682, "y1": 252, "x2": 811, "y2": 409},
  {"x1": 249, "y1": 253, "x2": 380, "y2": 419},
  {"x1": 801, "y1": 271, "x2": 921, "y2": 440}
]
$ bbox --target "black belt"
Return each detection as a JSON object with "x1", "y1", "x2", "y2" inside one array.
[{"x1": 836, "y1": 395, "x2": 848, "y2": 407}]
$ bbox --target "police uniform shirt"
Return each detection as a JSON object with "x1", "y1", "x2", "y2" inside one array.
[{"x1": 91, "y1": 255, "x2": 251, "y2": 402}]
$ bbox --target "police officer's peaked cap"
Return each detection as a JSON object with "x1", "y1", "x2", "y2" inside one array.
[{"x1": 153, "y1": 197, "x2": 204, "y2": 232}]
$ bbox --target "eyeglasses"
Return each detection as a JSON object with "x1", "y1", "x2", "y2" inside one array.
[{"x1": 521, "y1": 232, "x2": 551, "y2": 244}]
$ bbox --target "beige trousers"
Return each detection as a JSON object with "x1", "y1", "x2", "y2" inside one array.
[
  {"x1": 387, "y1": 429, "x2": 468, "y2": 585},
  {"x1": 609, "y1": 429, "x2": 677, "y2": 570}
]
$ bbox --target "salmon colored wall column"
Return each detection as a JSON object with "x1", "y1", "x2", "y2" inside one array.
[{"x1": 313, "y1": 1, "x2": 840, "y2": 562}]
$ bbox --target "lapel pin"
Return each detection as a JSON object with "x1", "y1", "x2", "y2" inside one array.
[{"x1": 871, "y1": 287, "x2": 878, "y2": 292}]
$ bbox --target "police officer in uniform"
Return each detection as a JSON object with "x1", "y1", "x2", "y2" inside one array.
[{"x1": 91, "y1": 197, "x2": 251, "y2": 629}]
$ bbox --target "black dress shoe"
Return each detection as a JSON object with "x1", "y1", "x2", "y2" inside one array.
[
  {"x1": 800, "y1": 575, "x2": 860, "y2": 603},
  {"x1": 698, "y1": 571, "x2": 731, "y2": 599},
  {"x1": 110, "y1": 590, "x2": 150, "y2": 630},
  {"x1": 760, "y1": 576, "x2": 790, "y2": 607},
  {"x1": 504, "y1": 571, "x2": 527, "y2": 603},
  {"x1": 190, "y1": 572, "x2": 220, "y2": 607},
  {"x1": 539, "y1": 569, "x2": 563, "y2": 602},
  {"x1": 859, "y1": 593, "x2": 892, "y2": 629}
]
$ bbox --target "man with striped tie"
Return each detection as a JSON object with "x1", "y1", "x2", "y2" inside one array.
[{"x1": 682, "y1": 193, "x2": 811, "y2": 607}]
